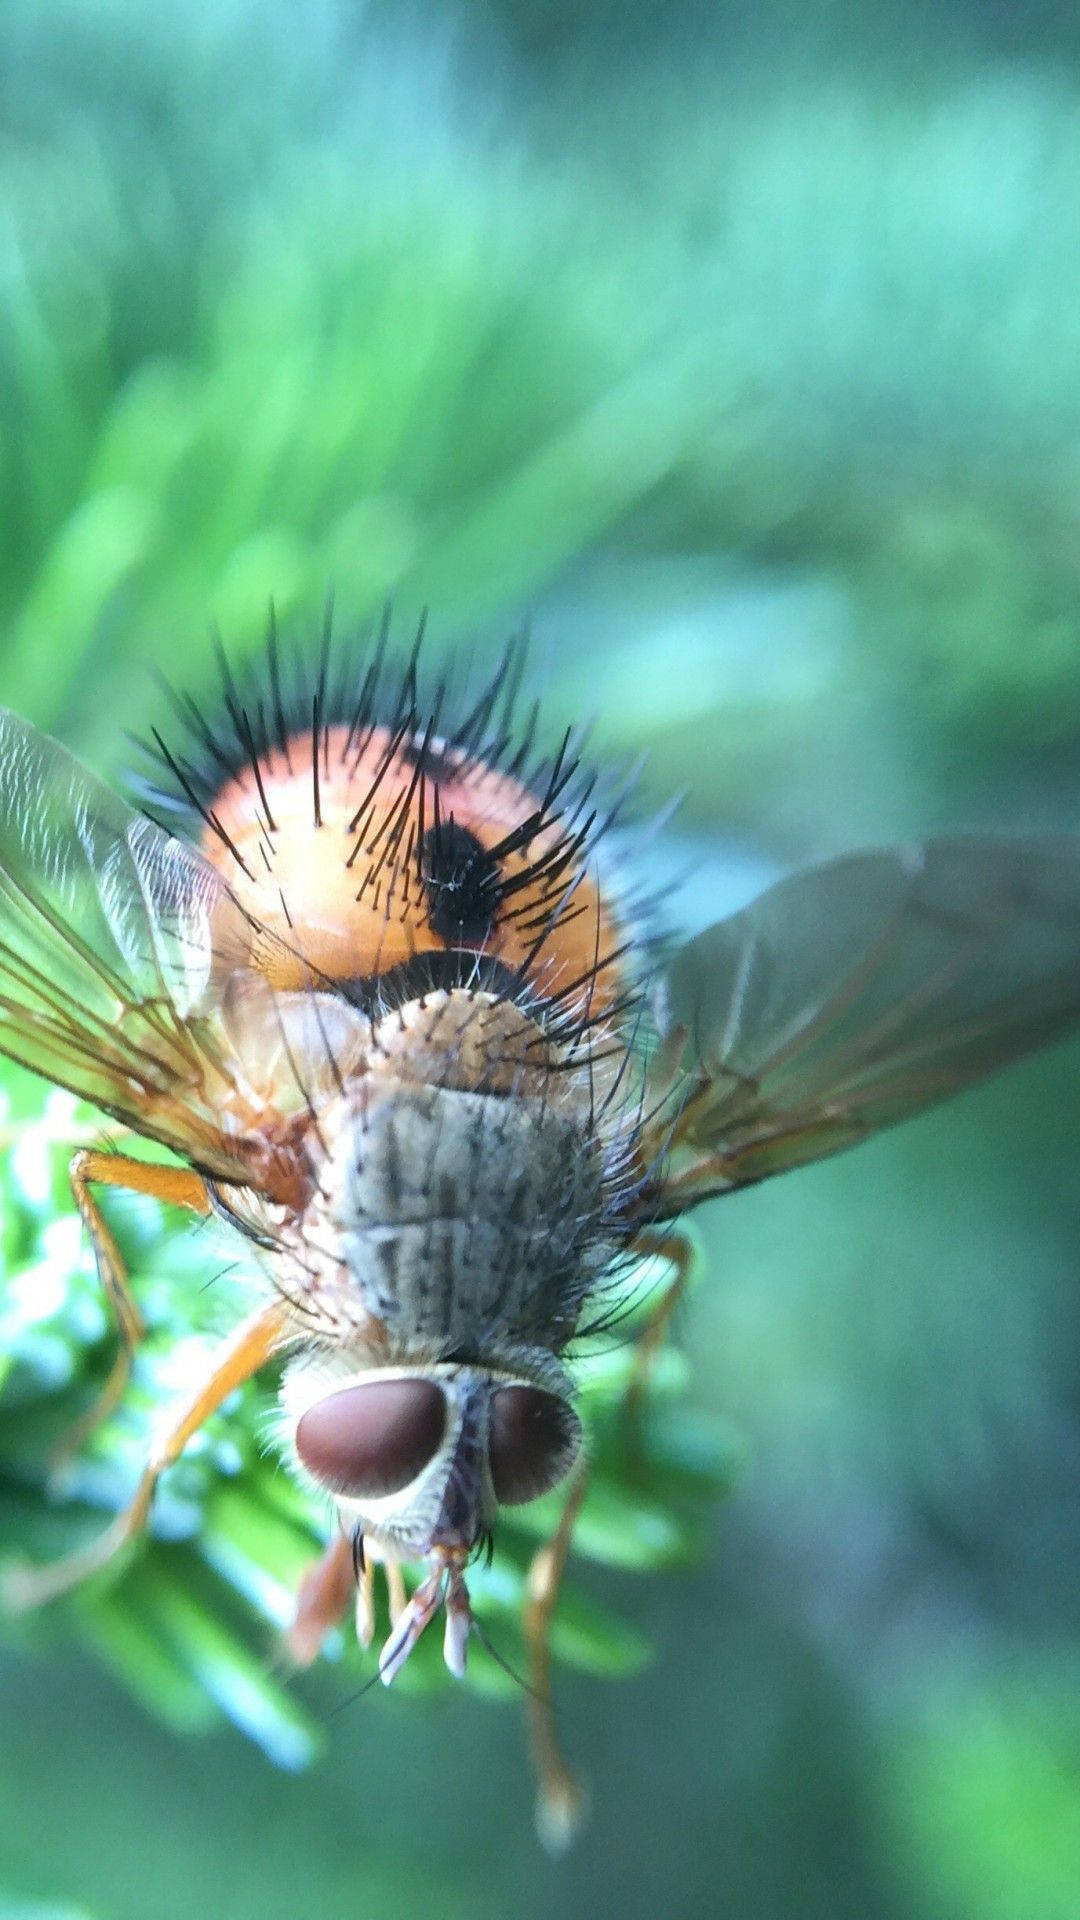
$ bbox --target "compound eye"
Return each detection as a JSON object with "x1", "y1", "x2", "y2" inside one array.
[
  {"x1": 295, "y1": 1379, "x2": 446, "y2": 1499},
  {"x1": 488, "y1": 1386, "x2": 582, "y2": 1506}
]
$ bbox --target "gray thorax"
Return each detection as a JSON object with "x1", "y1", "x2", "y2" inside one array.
[{"x1": 296, "y1": 1074, "x2": 612, "y2": 1365}]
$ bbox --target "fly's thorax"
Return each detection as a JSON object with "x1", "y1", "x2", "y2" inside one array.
[
  {"x1": 316, "y1": 1075, "x2": 611, "y2": 1357},
  {"x1": 220, "y1": 976, "x2": 627, "y2": 1132},
  {"x1": 280, "y1": 1354, "x2": 582, "y2": 1560},
  {"x1": 361, "y1": 985, "x2": 563, "y2": 1098},
  {"x1": 283, "y1": 987, "x2": 625, "y2": 1361}
]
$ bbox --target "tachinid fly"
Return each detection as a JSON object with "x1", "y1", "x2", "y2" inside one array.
[{"x1": 2, "y1": 620, "x2": 1080, "y2": 1843}]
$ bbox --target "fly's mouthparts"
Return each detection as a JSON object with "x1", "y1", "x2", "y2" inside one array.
[
  {"x1": 378, "y1": 1552, "x2": 472, "y2": 1687},
  {"x1": 443, "y1": 1566, "x2": 471, "y2": 1678}
]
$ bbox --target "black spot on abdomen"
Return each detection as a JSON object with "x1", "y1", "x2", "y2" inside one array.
[{"x1": 421, "y1": 819, "x2": 502, "y2": 945}]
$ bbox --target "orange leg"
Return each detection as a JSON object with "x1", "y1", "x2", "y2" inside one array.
[
  {"x1": 524, "y1": 1460, "x2": 590, "y2": 1853},
  {"x1": 3, "y1": 1301, "x2": 288, "y2": 1611},
  {"x1": 287, "y1": 1533, "x2": 411, "y2": 1667},
  {"x1": 386, "y1": 1559, "x2": 407, "y2": 1626},
  {"x1": 357, "y1": 1554, "x2": 408, "y2": 1648},
  {"x1": 54, "y1": 1151, "x2": 213, "y2": 1469},
  {"x1": 623, "y1": 1227, "x2": 696, "y2": 1423},
  {"x1": 355, "y1": 1554, "x2": 377, "y2": 1649},
  {"x1": 522, "y1": 1233, "x2": 695, "y2": 1849},
  {"x1": 288, "y1": 1530, "x2": 357, "y2": 1665}
]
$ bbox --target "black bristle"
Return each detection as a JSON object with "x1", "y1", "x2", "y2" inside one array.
[
  {"x1": 129, "y1": 607, "x2": 673, "y2": 1066},
  {"x1": 449, "y1": 634, "x2": 522, "y2": 756},
  {"x1": 311, "y1": 694, "x2": 321, "y2": 828},
  {"x1": 147, "y1": 727, "x2": 257, "y2": 882},
  {"x1": 267, "y1": 605, "x2": 292, "y2": 770},
  {"x1": 237, "y1": 703, "x2": 277, "y2": 835},
  {"x1": 345, "y1": 716, "x2": 411, "y2": 854},
  {"x1": 342, "y1": 603, "x2": 392, "y2": 764},
  {"x1": 503, "y1": 697, "x2": 541, "y2": 780}
]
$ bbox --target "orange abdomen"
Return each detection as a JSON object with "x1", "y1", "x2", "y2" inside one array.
[{"x1": 199, "y1": 723, "x2": 623, "y2": 1012}]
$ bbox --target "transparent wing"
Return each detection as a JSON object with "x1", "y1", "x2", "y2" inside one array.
[
  {"x1": 645, "y1": 836, "x2": 1080, "y2": 1211},
  {"x1": 0, "y1": 705, "x2": 279, "y2": 1177}
]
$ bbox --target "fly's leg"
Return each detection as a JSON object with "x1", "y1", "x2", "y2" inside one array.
[
  {"x1": 524, "y1": 1459, "x2": 590, "y2": 1854},
  {"x1": 386, "y1": 1559, "x2": 408, "y2": 1626},
  {"x1": 2, "y1": 1302, "x2": 288, "y2": 1611},
  {"x1": 288, "y1": 1530, "x2": 357, "y2": 1665},
  {"x1": 623, "y1": 1227, "x2": 697, "y2": 1425},
  {"x1": 347, "y1": 1546, "x2": 406, "y2": 1653},
  {"x1": 54, "y1": 1151, "x2": 213, "y2": 1471},
  {"x1": 355, "y1": 1556, "x2": 376, "y2": 1649}
]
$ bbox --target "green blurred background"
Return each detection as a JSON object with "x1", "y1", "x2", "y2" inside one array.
[{"x1": 2, "y1": 0, "x2": 1080, "y2": 1914}]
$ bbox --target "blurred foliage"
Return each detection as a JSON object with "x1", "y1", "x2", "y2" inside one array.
[
  {"x1": 1, "y1": 0, "x2": 1080, "y2": 1917},
  {"x1": 887, "y1": 1676, "x2": 1080, "y2": 1920}
]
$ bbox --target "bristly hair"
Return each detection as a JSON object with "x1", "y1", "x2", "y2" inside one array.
[
  {"x1": 131, "y1": 605, "x2": 552, "y2": 832},
  {"x1": 127, "y1": 606, "x2": 671, "y2": 1045}
]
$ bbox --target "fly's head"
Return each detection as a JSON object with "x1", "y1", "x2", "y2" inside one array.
[{"x1": 281, "y1": 1354, "x2": 583, "y2": 1681}]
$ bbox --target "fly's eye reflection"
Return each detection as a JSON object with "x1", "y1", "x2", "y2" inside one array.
[
  {"x1": 295, "y1": 1379, "x2": 447, "y2": 1498},
  {"x1": 488, "y1": 1386, "x2": 582, "y2": 1506}
]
